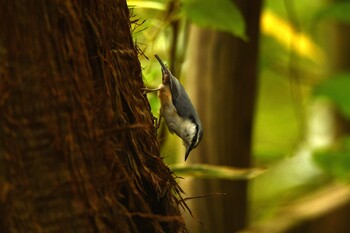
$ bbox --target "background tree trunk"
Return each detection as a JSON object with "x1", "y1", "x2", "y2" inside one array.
[
  {"x1": 184, "y1": 1, "x2": 262, "y2": 232},
  {"x1": 0, "y1": 1, "x2": 187, "y2": 232},
  {"x1": 331, "y1": 17, "x2": 350, "y2": 137}
]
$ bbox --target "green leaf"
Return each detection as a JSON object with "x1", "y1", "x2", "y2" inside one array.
[
  {"x1": 315, "y1": 2, "x2": 350, "y2": 24},
  {"x1": 313, "y1": 73, "x2": 350, "y2": 118},
  {"x1": 313, "y1": 137, "x2": 350, "y2": 181},
  {"x1": 180, "y1": 0, "x2": 247, "y2": 40},
  {"x1": 169, "y1": 163, "x2": 265, "y2": 180},
  {"x1": 127, "y1": 1, "x2": 166, "y2": 10}
]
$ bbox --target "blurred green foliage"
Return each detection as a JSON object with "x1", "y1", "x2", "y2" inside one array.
[
  {"x1": 315, "y1": 1, "x2": 350, "y2": 24},
  {"x1": 181, "y1": 0, "x2": 246, "y2": 40},
  {"x1": 311, "y1": 0, "x2": 350, "y2": 181},
  {"x1": 313, "y1": 73, "x2": 350, "y2": 119},
  {"x1": 314, "y1": 137, "x2": 350, "y2": 181},
  {"x1": 129, "y1": 0, "x2": 246, "y2": 38}
]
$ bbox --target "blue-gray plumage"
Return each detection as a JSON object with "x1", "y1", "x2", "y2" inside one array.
[{"x1": 154, "y1": 55, "x2": 203, "y2": 161}]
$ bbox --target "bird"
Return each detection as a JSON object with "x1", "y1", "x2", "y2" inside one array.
[{"x1": 143, "y1": 54, "x2": 203, "y2": 161}]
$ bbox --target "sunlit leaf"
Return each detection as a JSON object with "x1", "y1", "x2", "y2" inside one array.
[
  {"x1": 313, "y1": 73, "x2": 350, "y2": 118},
  {"x1": 315, "y1": 2, "x2": 350, "y2": 24},
  {"x1": 180, "y1": 0, "x2": 247, "y2": 40},
  {"x1": 262, "y1": 10, "x2": 325, "y2": 63},
  {"x1": 313, "y1": 137, "x2": 350, "y2": 180},
  {"x1": 127, "y1": 1, "x2": 166, "y2": 10},
  {"x1": 169, "y1": 163, "x2": 265, "y2": 180}
]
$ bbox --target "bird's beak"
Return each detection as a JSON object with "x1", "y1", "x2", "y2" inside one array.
[
  {"x1": 154, "y1": 54, "x2": 167, "y2": 72},
  {"x1": 185, "y1": 147, "x2": 191, "y2": 161},
  {"x1": 154, "y1": 54, "x2": 171, "y2": 85}
]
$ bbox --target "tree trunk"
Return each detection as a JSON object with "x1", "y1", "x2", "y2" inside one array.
[
  {"x1": 184, "y1": 1, "x2": 262, "y2": 232},
  {"x1": 0, "y1": 1, "x2": 187, "y2": 232},
  {"x1": 331, "y1": 21, "x2": 350, "y2": 136}
]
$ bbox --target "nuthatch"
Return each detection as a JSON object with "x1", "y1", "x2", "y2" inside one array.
[{"x1": 144, "y1": 54, "x2": 203, "y2": 161}]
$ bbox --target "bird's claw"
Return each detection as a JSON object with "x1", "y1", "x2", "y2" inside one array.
[{"x1": 142, "y1": 87, "x2": 160, "y2": 95}]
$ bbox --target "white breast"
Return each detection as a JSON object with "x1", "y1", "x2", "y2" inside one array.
[
  {"x1": 158, "y1": 84, "x2": 196, "y2": 147},
  {"x1": 161, "y1": 103, "x2": 196, "y2": 147}
]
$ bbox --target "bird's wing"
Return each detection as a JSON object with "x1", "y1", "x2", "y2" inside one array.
[{"x1": 169, "y1": 75, "x2": 182, "y2": 102}]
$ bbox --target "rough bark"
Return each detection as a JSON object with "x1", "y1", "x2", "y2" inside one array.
[
  {"x1": 0, "y1": 1, "x2": 187, "y2": 232},
  {"x1": 184, "y1": 1, "x2": 262, "y2": 232}
]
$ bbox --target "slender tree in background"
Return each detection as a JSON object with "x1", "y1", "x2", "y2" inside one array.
[
  {"x1": 330, "y1": 9, "x2": 350, "y2": 137},
  {"x1": 185, "y1": 0, "x2": 262, "y2": 232},
  {"x1": 0, "y1": 1, "x2": 187, "y2": 232}
]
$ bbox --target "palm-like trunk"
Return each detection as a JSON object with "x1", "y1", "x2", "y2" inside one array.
[{"x1": 0, "y1": 1, "x2": 187, "y2": 232}]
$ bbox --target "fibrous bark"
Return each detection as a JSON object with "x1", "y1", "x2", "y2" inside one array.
[{"x1": 0, "y1": 1, "x2": 187, "y2": 232}]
